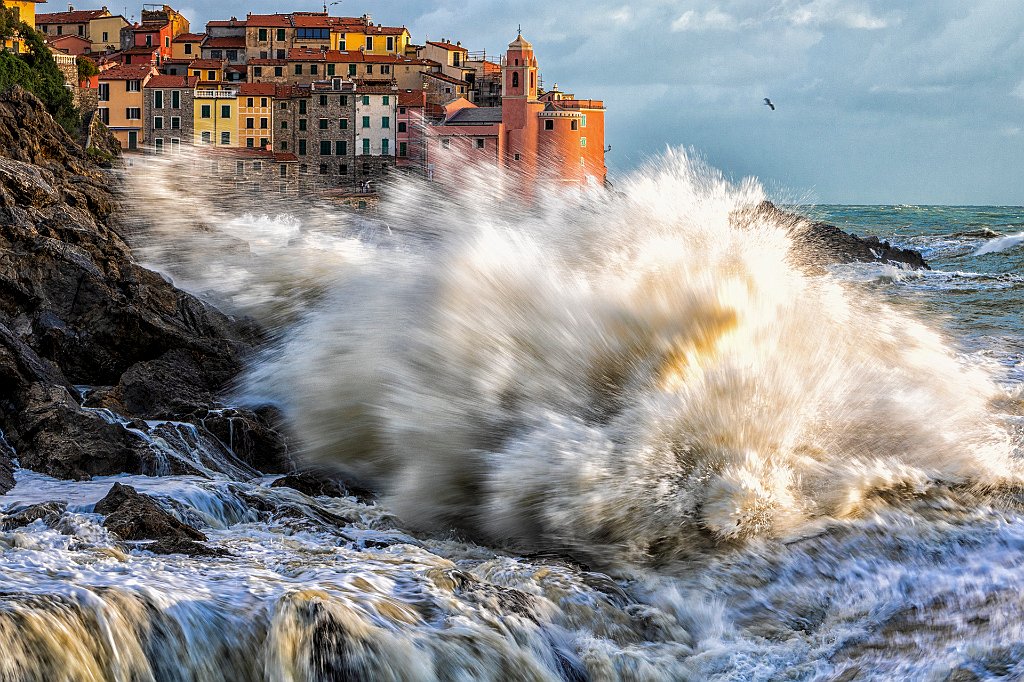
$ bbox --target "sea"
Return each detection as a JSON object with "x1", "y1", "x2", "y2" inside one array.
[{"x1": 1, "y1": 154, "x2": 1023, "y2": 681}]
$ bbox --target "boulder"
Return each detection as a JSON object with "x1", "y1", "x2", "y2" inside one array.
[
  {"x1": 0, "y1": 501, "x2": 66, "y2": 530},
  {"x1": 271, "y1": 470, "x2": 375, "y2": 504},
  {"x1": 201, "y1": 406, "x2": 293, "y2": 473},
  {"x1": 94, "y1": 482, "x2": 206, "y2": 543}
]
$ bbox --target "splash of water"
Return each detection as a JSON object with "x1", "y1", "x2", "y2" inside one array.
[
  {"x1": 126, "y1": 149, "x2": 1018, "y2": 568},
  {"x1": 975, "y1": 231, "x2": 1024, "y2": 256}
]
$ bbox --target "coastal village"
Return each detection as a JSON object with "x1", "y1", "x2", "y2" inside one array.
[{"x1": 4, "y1": 1, "x2": 607, "y2": 203}]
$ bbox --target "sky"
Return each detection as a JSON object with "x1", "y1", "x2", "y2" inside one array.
[{"x1": 171, "y1": 0, "x2": 1024, "y2": 204}]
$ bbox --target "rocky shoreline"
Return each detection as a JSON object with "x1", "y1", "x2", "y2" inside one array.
[{"x1": 0, "y1": 85, "x2": 929, "y2": 540}]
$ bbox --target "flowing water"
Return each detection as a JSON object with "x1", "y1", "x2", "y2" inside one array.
[{"x1": 2, "y1": 152, "x2": 1023, "y2": 680}]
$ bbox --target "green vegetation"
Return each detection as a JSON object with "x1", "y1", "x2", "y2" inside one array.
[
  {"x1": 0, "y1": 3, "x2": 80, "y2": 133},
  {"x1": 77, "y1": 56, "x2": 99, "y2": 83}
]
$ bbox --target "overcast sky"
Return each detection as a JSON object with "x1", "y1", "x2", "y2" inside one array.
[{"x1": 174, "y1": 0, "x2": 1024, "y2": 204}]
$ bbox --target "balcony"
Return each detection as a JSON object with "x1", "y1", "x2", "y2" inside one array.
[{"x1": 194, "y1": 88, "x2": 238, "y2": 98}]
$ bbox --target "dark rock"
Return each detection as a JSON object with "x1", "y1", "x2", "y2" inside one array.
[
  {"x1": 144, "y1": 536, "x2": 228, "y2": 557},
  {"x1": 0, "y1": 501, "x2": 66, "y2": 530},
  {"x1": 739, "y1": 201, "x2": 930, "y2": 270},
  {"x1": 201, "y1": 406, "x2": 294, "y2": 474},
  {"x1": 271, "y1": 470, "x2": 374, "y2": 503},
  {"x1": 95, "y1": 482, "x2": 206, "y2": 543}
]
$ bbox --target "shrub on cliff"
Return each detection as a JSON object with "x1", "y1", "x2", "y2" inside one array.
[{"x1": 0, "y1": 4, "x2": 79, "y2": 133}]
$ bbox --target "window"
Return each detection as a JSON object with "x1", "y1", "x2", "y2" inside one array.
[
  {"x1": 154, "y1": 116, "x2": 164, "y2": 129},
  {"x1": 259, "y1": 28, "x2": 267, "y2": 41},
  {"x1": 98, "y1": 108, "x2": 109, "y2": 124},
  {"x1": 236, "y1": 161, "x2": 244, "y2": 174},
  {"x1": 317, "y1": 95, "x2": 327, "y2": 107},
  {"x1": 397, "y1": 121, "x2": 406, "y2": 133},
  {"x1": 340, "y1": 95, "x2": 348, "y2": 106},
  {"x1": 165, "y1": 36, "x2": 170, "y2": 48},
  {"x1": 311, "y1": 65, "x2": 318, "y2": 75},
  {"x1": 475, "y1": 138, "x2": 485, "y2": 149},
  {"x1": 339, "y1": 118, "x2": 348, "y2": 129},
  {"x1": 172, "y1": 90, "x2": 180, "y2": 108},
  {"x1": 260, "y1": 118, "x2": 268, "y2": 129},
  {"x1": 127, "y1": 80, "x2": 141, "y2": 92},
  {"x1": 365, "y1": 36, "x2": 373, "y2": 50},
  {"x1": 320, "y1": 140, "x2": 331, "y2": 155},
  {"x1": 441, "y1": 138, "x2": 450, "y2": 149},
  {"x1": 571, "y1": 119, "x2": 578, "y2": 131},
  {"x1": 246, "y1": 138, "x2": 254, "y2": 148},
  {"x1": 298, "y1": 139, "x2": 307, "y2": 155},
  {"x1": 399, "y1": 142, "x2": 407, "y2": 157},
  {"x1": 98, "y1": 83, "x2": 109, "y2": 101},
  {"x1": 512, "y1": 72, "x2": 519, "y2": 89},
  {"x1": 581, "y1": 114, "x2": 587, "y2": 128},
  {"x1": 361, "y1": 95, "x2": 369, "y2": 105},
  {"x1": 126, "y1": 107, "x2": 141, "y2": 119},
  {"x1": 362, "y1": 138, "x2": 370, "y2": 155},
  {"x1": 155, "y1": 91, "x2": 164, "y2": 108},
  {"x1": 296, "y1": 28, "x2": 330, "y2": 40},
  {"x1": 211, "y1": 49, "x2": 223, "y2": 59},
  {"x1": 184, "y1": 43, "x2": 192, "y2": 54},
  {"x1": 514, "y1": 153, "x2": 521, "y2": 161},
  {"x1": 280, "y1": 140, "x2": 288, "y2": 150},
  {"x1": 319, "y1": 163, "x2": 328, "y2": 174},
  {"x1": 171, "y1": 138, "x2": 180, "y2": 151},
  {"x1": 281, "y1": 120, "x2": 288, "y2": 129},
  {"x1": 319, "y1": 118, "x2": 328, "y2": 129},
  {"x1": 56, "y1": 25, "x2": 62, "y2": 35},
  {"x1": 221, "y1": 105, "x2": 231, "y2": 118},
  {"x1": 381, "y1": 116, "x2": 390, "y2": 129},
  {"x1": 102, "y1": 31, "x2": 109, "y2": 42},
  {"x1": 348, "y1": 64, "x2": 356, "y2": 76},
  {"x1": 221, "y1": 131, "x2": 230, "y2": 145},
  {"x1": 276, "y1": 49, "x2": 285, "y2": 59},
  {"x1": 294, "y1": 64, "x2": 303, "y2": 75},
  {"x1": 299, "y1": 119, "x2": 307, "y2": 131},
  {"x1": 335, "y1": 140, "x2": 347, "y2": 155},
  {"x1": 387, "y1": 37, "x2": 394, "y2": 51},
  {"x1": 339, "y1": 163, "x2": 348, "y2": 174},
  {"x1": 299, "y1": 100, "x2": 307, "y2": 114},
  {"x1": 366, "y1": 65, "x2": 373, "y2": 75},
  {"x1": 382, "y1": 95, "x2": 389, "y2": 105},
  {"x1": 361, "y1": 116, "x2": 370, "y2": 128},
  {"x1": 170, "y1": 116, "x2": 180, "y2": 129},
  {"x1": 246, "y1": 117, "x2": 255, "y2": 128},
  {"x1": 260, "y1": 138, "x2": 269, "y2": 147},
  {"x1": 581, "y1": 137, "x2": 587, "y2": 148},
  {"x1": 78, "y1": 25, "x2": 84, "y2": 36},
  {"x1": 227, "y1": 50, "x2": 238, "y2": 61},
  {"x1": 274, "y1": 66, "x2": 283, "y2": 77},
  {"x1": 300, "y1": 164, "x2": 308, "y2": 174},
  {"x1": 339, "y1": 39, "x2": 346, "y2": 50},
  {"x1": 544, "y1": 119, "x2": 554, "y2": 131},
  {"x1": 280, "y1": 164, "x2": 287, "y2": 177},
  {"x1": 327, "y1": 64, "x2": 335, "y2": 76},
  {"x1": 247, "y1": 97, "x2": 254, "y2": 107},
  {"x1": 201, "y1": 131, "x2": 211, "y2": 143},
  {"x1": 145, "y1": 35, "x2": 152, "y2": 46},
  {"x1": 280, "y1": 101, "x2": 288, "y2": 110},
  {"x1": 154, "y1": 138, "x2": 164, "y2": 152},
  {"x1": 277, "y1": 29, "x2": 286, "y2": 42},
  {"x1": 261, "y1": 98, "x2": 268, "y2": 107},
  {"x1": 208, "y1": 70, "x2": 216, "y2": 81}
]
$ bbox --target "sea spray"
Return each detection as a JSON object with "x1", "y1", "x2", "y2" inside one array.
[{"x1": 125, "y1": 149, "x2": 1018, "y2": 568}]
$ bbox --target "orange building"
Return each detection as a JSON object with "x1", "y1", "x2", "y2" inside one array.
[
  {"x1": 426, "y1": 33, "x2": 606, "y2": 190},
  {"x1": 98, "y1": 63, "x2": 158, "y2": 151}
]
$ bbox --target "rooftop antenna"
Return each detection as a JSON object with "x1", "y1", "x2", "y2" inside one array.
[{"x1": 517, "y1": 24, "x2": 521, "y2": 36}]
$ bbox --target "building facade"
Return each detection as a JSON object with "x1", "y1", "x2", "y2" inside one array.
[
  {"x1": 98, "y1": 63, "x2": 157, "y2": 150},
  {"x1": 143, "y1": 74, "x2": 197, "y2": 153}
]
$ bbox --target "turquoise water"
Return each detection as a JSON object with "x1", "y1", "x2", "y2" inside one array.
[{"x1": 802, "y1": 205, "x2": 1024, "y2": 382}]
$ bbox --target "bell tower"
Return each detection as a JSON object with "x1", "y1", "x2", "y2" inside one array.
[{"x1": 503, "y1": 30, "x2": 537, "y2": 100}]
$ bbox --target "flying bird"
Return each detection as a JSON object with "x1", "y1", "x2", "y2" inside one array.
[{"x1": 763, "y1": 98, "x2": 775, "y2": 111}]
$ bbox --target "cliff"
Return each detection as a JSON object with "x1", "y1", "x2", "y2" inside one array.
[{"x1": 0, "y1": 86, "x2": 290, "y2": 490}]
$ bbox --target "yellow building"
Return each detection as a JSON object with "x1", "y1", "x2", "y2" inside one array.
[
  {"x1": 97, "y1": 64, "x2": 157, "y2": 151},
  {"x1": 236, "y1": 82, "x2": 275, "y2": 149},
  {"x1": 3, "y1": 0, "x2": 43, "y2": 53},
  {"x1": 332, "y1": 24, "x2": 410, "y2": 55},
  {"x1": 35, "y1": 8, "x2": 128, "y2": 54},
  {"x1": 172, "y1": 32, "x2": 204, "y2": 60},
  {"x1": 188, "y1": 59, "x2": 225, "y2": 82},
  {"x1": 194, "y1": 84, "x2": 238, "y2": 147}
]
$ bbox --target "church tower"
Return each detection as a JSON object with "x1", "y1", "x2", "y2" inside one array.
[
  {"x1": 503, "y1": 32, "x2": 538, "y2": 100},
  {"x1": 502, "y1": 31, "x2": 543, "y2": 183}
]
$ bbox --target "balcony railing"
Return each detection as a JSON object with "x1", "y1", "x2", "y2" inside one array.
[
  {"x1": 52, "y1": 53, "x2": 77, "y2": 67},
  {"x1": 194, "y1": 88, "x2": 238, "y2": 98}
]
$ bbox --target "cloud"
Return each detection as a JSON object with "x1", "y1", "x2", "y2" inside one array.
[
  {"x1": 671, "y1": 8, "x2": 737, "y2": 32},
  {"x1": 608, "y1": 7, "x2": 632, "y2": 24},
  {"x1": 786, "y1": 0, "x2": 889, "y2": 30}
]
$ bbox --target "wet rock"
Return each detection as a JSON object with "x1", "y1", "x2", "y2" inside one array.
[
  {"x1": 738, "y1": 201, "x2": 930, "y2": 270},
  {"x1": 95, "y1": 482, "x2": 206, "y2": 543},
  {"x1": 200, "y1": 406, "x2": 293, "y2": 473},
  {"x1": 271, "y1": 470, "x2": 374, "y2": 503},
  {"x1": 144, "y1": 536, "x2": 228, "y2": 557},
  {"x1": 0, "y1": 501, "x2": 66, "y2": 530}
]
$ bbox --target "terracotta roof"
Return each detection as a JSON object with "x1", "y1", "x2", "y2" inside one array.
[
  {"x1": 426, "y1": 41, "x2": 468, "y2": 52},
  {"x1": 145, "y1": 74, "x2": 200, "y2": 88},
  {"x1": 275, "y1": 84, "x2": 309, "y2": 98},
  {"x1": 245, "y1": 14, "x2": 294, "y2": 28},
  {"x1": 99, "y1": 64, "x2": 156, "y2": 80},
  {"x1": 123, "y1": 46, "x2": 160, "y2": 55},
  {"x1": 206, "y1": 18, "x2": 246, "y2": 28},
  {"x1": 173, "y1": 33, "x2": 206, "y2": 43},
  {"x1": 355, "y1": 84, "x2": 398, "y2": 94},
  {"x1": 188, "y1": 59, "x2": 224, "y2": 69},
  {"x1": 398, "y1": 90, "x2": 426, "y2": 107},
  {"x1": 36, "y1": 10, "x2": 110, "y2": 24},
  {"x1": 46, "y1": 34, "x2": 90, "y2": 46},
  {"x1": 203, "y1": 36, "x2": 245, "y2": 48},
  {"x1": 248, "y1": 58, "x2": 287, "y2": 66},
  {"x1": 225, "y1": 64, "x2": 248, "y2": 73},
  {"x1": 238, "y1": 82, "x2": 276, "y2": 96},
  {"x1": 366, "y1": 25, "x2": 408, "y2": 35}
]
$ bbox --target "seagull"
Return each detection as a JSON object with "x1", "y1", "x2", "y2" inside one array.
[{"x1": 763, "y1": 98, "x2": 775, "y2": 111}]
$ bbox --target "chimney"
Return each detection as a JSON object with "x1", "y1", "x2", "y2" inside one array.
[{"x1": 69, "y1": 4, "x2": 74, "y2": 11}]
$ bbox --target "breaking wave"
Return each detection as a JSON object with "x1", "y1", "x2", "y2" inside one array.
[{"x1": 127, "y1": 149, "x2": 1019, "y2": 568}]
